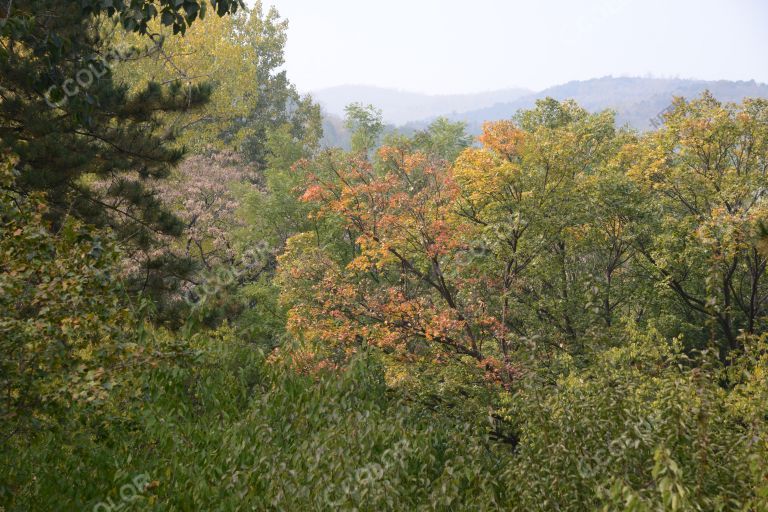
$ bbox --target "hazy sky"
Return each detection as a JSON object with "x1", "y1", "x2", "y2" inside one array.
[{"x1": 257, "y1": 0, "x2": 768, "y2": 95}]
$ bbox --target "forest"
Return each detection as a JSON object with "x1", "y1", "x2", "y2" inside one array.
[{"x1": 1, "y1": 1, "x2": 768, "y2": 511}]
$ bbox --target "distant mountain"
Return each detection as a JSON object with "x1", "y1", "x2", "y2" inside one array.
[
  {"x1": 312, "y1": 78, "x2": 768, "y2": 148},
  {"x1": 403, "y1": 77, "x2": 768, "y2": 133},
  {"x1": 309, "y1": 85, "x2": 532, "y2": 125}
]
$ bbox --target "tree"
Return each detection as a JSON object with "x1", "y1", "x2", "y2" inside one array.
[
  {"x1": 411, "y1": 117, "x2": 473, "y2": 162},
  {"x1": 344, "y1": 103, "x2": 384, "y2": 155},
  {"x1": 151, "y1": 151, "x2": 253, "y2": 273},
  {"x1": 278, "y1": 143, "x2": 511, "y2": 377},
  {"x1": 0, "y1": 0, "x2": 242, "y2": 303},
  {"x1": 116, "y1": 2, "x2": 321, "y2": 166},
  {"x1": 281, "y1": 98, "x2": 751, "y2": 378},
  {"x1": 625, "y1": 93, "x2": 768, "y2": 359},
  {"x1": 453, "y1": 101, "x2": 640, "y2": 359}
]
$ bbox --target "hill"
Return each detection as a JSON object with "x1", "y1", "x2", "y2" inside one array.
[
  {"x1": 309, "y1": 84, "x2": 532, "y2": 125},
  {"x1": 402, "y1": 77, "x2": 768, "y2": 133}
]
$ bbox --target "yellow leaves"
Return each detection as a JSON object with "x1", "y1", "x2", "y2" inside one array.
[
  {"x1": 118, "y1": 14, "x2": 237, "y2": 99},
  {"x1": 376, "y1": 145, "x2": 401, "y2": 164},
  {"x1": 347, "y1": 250, "x2": 391, "y2": 272},
  {"x1": 453, "y1": 147, "x2": 519, "y2": 204},
  {"x1": 478, "y1": 120, "x2": 526, "y2": 159},
  {"x1": 113, "y1": 5, "x2": 293, "y2": 151},
  {"x1": 347, "y1": 235, "x2": 396, "y2": 272},
  {"x1": 454, "y1": 147, "x2": 495, "y2": 178},
  {"x1": 696, "y1": 207, "x2": 753, "y2": 259},
  {"x1": 347, "y1": 254, "x2": 373, "y2": 272},
  {"x1": 284, "y1": 231, "x2": 318, "y2": 254},
  {"x1": 402, "y1": 152, "x2": 428, "y2": 175},
  {"x1": 624, "y1": 138, "x2": 670, "y2": 190}
]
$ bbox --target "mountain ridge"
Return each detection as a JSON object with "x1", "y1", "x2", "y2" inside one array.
[
  {"x1": 312, "y1": 77, "x2": 768, "y2": 148},
  {"x1": 431, "y1": 76, "x2": 768, "y2": 132},
  {"x1": 308, "y1": 84, "x2": 533, "y2": 125}
]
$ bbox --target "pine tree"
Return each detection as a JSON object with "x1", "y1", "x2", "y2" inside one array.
[{"x1": 0, "y1": 0, "x2": 242, "y2": 309}]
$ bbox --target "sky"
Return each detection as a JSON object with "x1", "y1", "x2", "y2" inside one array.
[{"x1": 253, "y1": 0, "x2": 768, "y2": 95}]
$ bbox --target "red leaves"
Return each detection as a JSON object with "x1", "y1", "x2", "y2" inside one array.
[
  {"x1": 300, "y1": 184, "x2": 325, "y2": 203},
  {"x1": 281, "y1": 145, "x2": 507, "y2": 375}
]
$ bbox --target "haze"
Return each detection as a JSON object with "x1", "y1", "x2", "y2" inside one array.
[{"x1": 260, "y1": 0, "x2": 768, "y2": 94}]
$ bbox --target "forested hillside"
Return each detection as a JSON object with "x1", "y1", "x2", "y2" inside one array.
[
  {"x1": 2, "y1": 2, "x2": 768, "y2": 511},
  {"x1": 315, "y1": 79, "x2": 768, "y2": 130}
]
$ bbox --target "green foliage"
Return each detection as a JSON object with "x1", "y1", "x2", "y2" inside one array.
[
  {"x1": 1, "y1": 328, "x2": 515, "y2": 511},
  {"x1": 238, "y1": 122, "x2": 320, "y2": 249},
  {"x1": 412, "y1": 117, "x2": 473, "y2": 162},
  {"x1": 503, "y1": 329, "x2": 767, "y2": 510},
  {"x1": 0, "y1": 0, "x2": 246, "y2": 309},
  {"x1": 345, "y1": 103, "x2": 385, "y2": 155},
  {"x1": 3, "y1": 11, "x2": 768, "y2": 506},
  {"x1": 281, "y1": 95, "x2": 768, "y2": 371},
  {"x1": 79, "y1": 1, "x2": 244, "y2": 35},
  {"x1": 382, "y1": 117, "x2": 473, "y2": 163},
  {"x1": 4, "y1": 321, "x2": 765, "y2": 510},
  {"x1": 0, "y1": 157, "x2": 136, "y2": 439},
  {"x1": 625, "y1": 93, "x2": 768, "y2": 358}
]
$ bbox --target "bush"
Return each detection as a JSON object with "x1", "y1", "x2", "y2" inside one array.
[
  {"x1": 1, "y1": 327, "x2": 515, "y2": 511},
  {"x1": 0, "y1": 157, "x2": 136, "y2": 439},
  {"x1": 502, "y1": 329, "x2": 768, "y2": 511}
]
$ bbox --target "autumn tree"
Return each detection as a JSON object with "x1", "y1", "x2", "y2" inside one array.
[
  {"x1": 625, "y1": 93, "x2": 768, "y2": 359},
  {"x1": 278, "y1": 99, "x2": 635, "y2": 378},
  {"x1": 115, "y1": 2, "x2": 320, "y2": 166},
  {"x1": 250, "y1": 93, "x2": 768, "y2": 386},
  {"x1": 452, "y1": 100, "x2": 648, "y2": 360},
  {"x1": 278, "y1": 143, "x2": 515, "y2": 378}
]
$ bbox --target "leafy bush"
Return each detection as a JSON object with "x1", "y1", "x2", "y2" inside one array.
[
  {"x1": 0, "y1": 157, "x2": 136, "y2": 439},
  {"x1": 1, "y1": 327, "x2": 515, "y2": 511},
  {"x1": 5, "y1": 324, "x2": 767, "y2": 511},
  {"x1": 502, "y1": 329, "x2": 768, "y2": 511}
]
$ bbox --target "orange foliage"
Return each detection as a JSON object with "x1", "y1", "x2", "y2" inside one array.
[
  {"x1": 278, "y1": 147, "x2": 507, "y2": 369},
  {"x1": 478, "y1": 120, "x2": 525, "y2": 159}
]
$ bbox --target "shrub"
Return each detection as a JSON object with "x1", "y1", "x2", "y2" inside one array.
[{"x1": 503, "y1": 329, "x2": 768, "y2": 511}]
